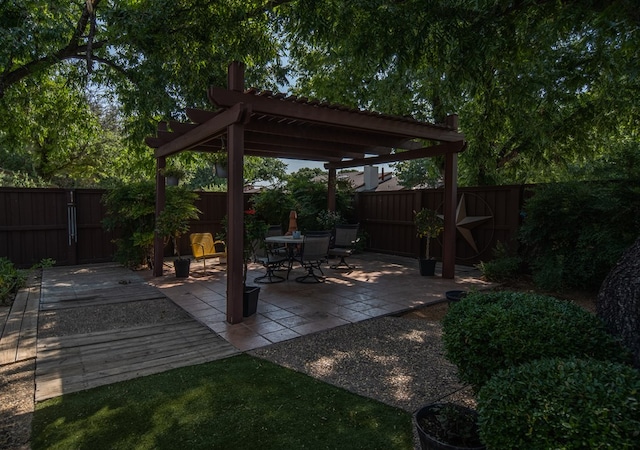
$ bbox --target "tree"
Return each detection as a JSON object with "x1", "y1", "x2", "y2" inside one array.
[
  {"x1": 0, "y1": 0, "x2": 289, "y2": 139},
  {"x1": 0, "y1": 70, "x2": 124, "y2": 187},
  {"x1": 597, "y1": 237, "x2": 640, "y2": 369},
  {"x1": 4, "y1": 1, "x2": 640, "y2": 188},
  {"x1": 184, "y1": 154, "x2": 288, "y2": 191},
  {"x1": 281, "y1": 0, "x2": 640, "y2": 185}
]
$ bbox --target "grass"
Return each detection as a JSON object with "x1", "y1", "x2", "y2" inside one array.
[{"x1": 32, "y1": 354, "x2": 413, "y2": 450}]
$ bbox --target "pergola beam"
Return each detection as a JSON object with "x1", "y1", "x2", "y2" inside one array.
[
  {"x1": 209, "y1": 87, "x2": 464, "y2": 142},
  {"x1": 154, "y1": 103, "x2": 247, "y2": 157},
  {"x1": 325, "y1": 141, "x2": 467, "y2": 169}
]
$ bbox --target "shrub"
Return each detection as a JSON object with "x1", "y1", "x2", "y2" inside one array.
[
  {"x1": 477, "y1": 357, "x2": 640, "y2": 449},
  {"x1": 442, "y1": 291, "x2": 632, "y2": 391},
  {"x1": 0, "y1": 258, "x2": 53, "y2": 305},
  {"x1": 102, "y1": 181, "x2": 199, "y2": 268},
  {"x1": 0, "y1": 258, "x2": 26, "y2": 304},
  {"x1": 518, "y1": 181, "x2": 640, "y2": 291},
  {"x1": 476, "y1": 241, "x2": 522, "y2": 282}
]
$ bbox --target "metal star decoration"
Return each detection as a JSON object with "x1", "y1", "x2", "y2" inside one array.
[{"x1": 439, "y1": 194, "x2": 493, "y2": 253}]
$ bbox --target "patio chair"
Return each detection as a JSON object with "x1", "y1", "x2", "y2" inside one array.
[
  {"x1": 266, "y1": 224, "x2": 287, "y2": 257},
  {"x1": 328, "y1": 224, "x2": 360, "y2": 270},
  {"x1": 253, "y1": 240, "x2": 289, "y2": 284},
  {"x1": 295, "y1": 232, "x2": 331, "y2": 283},
  {"x1": 189, "y1": 233, "x2": 227, "y2": 273}
]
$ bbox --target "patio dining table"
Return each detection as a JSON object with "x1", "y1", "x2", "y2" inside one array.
[
  {"x1": 265, "y1": 235, "x2": 305, "y2": 245},
  {"x1": 264, "y1": 235, "x2": 304, "y2": 277}
]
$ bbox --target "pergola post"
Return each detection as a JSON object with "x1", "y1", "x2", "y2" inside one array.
[
  {"x1": 226, "y1": 61, "x2": 245, "y2": 324},
  {"x1": 327, "y1": 168, "x2": 337, "y2": 211},
  {"x1": 153, "y1": 156, "x2": 166, "y2": 277},
  {"x1": 442, "y1": 152, "x2": 458, "y2": 278}
]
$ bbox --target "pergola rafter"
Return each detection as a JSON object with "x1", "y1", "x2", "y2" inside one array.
[{"x1": 146, "y1": 61, "x2": 466, "y2": 324}]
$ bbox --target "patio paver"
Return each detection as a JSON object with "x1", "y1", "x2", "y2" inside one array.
[{"x1": 144, "y1": 253, "x2": 491, "y2": 351}]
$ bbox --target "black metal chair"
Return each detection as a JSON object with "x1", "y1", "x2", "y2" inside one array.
[
  {"x1": 253, "y1": 240, "x2": 289, "y2": 284},
  {"x1": 266, "y1": 224, "x2": 287, "y2": 257},
  {"x1": 328, "y1": 224, "x2": 359, "y2": 269},
  {"x1": 295, "y1": 232, "x2": 331, "y2": 283}
]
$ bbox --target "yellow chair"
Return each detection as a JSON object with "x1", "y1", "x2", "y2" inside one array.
[{"x1": 189, "y1": 233, "x2": 227, "y2": 273}]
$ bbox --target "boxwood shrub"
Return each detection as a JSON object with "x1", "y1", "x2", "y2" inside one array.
[
  {"x1": 477, "y1": 357, "x2": 640, "y2": 449},
  {"x1": 442, "y1": 291, "x2": 632, "y2": 390}
]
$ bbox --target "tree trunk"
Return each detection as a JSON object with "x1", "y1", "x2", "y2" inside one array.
[{"x1": 596, "y1": 237, "x2": 640, "y2": 368}]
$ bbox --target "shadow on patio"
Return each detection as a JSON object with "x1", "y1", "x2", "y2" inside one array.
[{"x1": 143, "y1": 252, "x2": 491, "y2": 351}]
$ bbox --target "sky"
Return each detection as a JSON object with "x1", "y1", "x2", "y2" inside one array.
[{"x1": 281, "y1": 158, "x2": 394, "y2": 174}]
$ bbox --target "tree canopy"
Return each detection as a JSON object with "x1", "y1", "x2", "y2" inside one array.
[
  {"x1": 282, "y1": 0, "x2": 640, "y2": 185},
  {"x1": 1, "y1": 0, "x2": 639, "y2": 187}
]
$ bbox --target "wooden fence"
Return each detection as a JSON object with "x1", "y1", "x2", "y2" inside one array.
[
  {"x1": 357, "y1": 185, "x2": 526, "y2": 262},
  {"x1": 1, "y1": 186, "x2": 528, "y2": 268}
]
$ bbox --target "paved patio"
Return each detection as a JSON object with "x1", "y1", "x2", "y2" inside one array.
[
  {"x1": 143, "y1": 252, "x2": 491, "y2": 351},
  {"x1": 0, "y1": 253, "x2": 488, "y2": 447}
]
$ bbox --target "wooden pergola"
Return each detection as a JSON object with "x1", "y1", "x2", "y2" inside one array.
[{"x1": 146, "y1": 62, "x2": 466, "y2": 324}]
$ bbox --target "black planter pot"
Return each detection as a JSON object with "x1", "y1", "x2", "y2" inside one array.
[
  {"x1": 414, "y1": 403, "x2": 485, "y2": 450},
  {"x1": 446, "y1": 290, "x2": 467, "y2": 303},
  {"x1": 174, "y1": 258, "x2": 190, "y2": 278},
  {"x1": 214, "y1": 163, "x2": 228, "y2": 178},
  {"x1": 413, "y1": 403, "x2": 486, "y2": 450},
  {"x1": 419, "y1": 258, "x2": 437, "y2": 276},
  {"x1": 243, "y1": 286, "x2": 260, "y2": 317}
]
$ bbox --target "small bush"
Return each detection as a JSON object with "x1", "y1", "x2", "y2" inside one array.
[
  {"x1": 442, "y1": 291, "x2": 632, "y2": 391},
  {"x1": 0, "y1": 258, "x2": 26, "y2": 304},
  {"x1": 477, "y1": 357, "x2": 640, "y2": 449},
  {"x1": 476, "y1": 241, "x2": 522, "y2": 282}
]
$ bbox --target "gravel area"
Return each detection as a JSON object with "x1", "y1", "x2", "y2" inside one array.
[
  {"x1": 0, "y1": 360, "x2": 33, "y2": 450},
  {"x1": 251, "y1": 314, "x2": 474, "y2": 413},
  {"x1": 38, "y1": 297, "x2": 192, "y2": 338}
]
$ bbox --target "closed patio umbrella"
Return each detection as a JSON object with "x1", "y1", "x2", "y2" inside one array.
[{"x1": 286, "y1": 210, "x2": 298, "y2": 235}]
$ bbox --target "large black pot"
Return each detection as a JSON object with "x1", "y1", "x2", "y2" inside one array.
[
  {"x1": 174, "y1": 258, "x2": 190, "y2": 278},
  {"x1": 446, "y1": 290, "x2": 467, "y2": 303},
  {"x1": 243, "y1": 286, "x2": 260, "y2": 317},
  {"x1": 414, "y1": 403, "x2": 486, "y2": 450},
  {"x1": 419, "y1": 258, "x2": 437, "y2": 276}
]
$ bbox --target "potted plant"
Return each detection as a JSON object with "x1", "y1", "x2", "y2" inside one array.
[
  {"x1": 414, "y1": 402, "x2": 485, "y2": 450},
  {"x1": 212, "y1": 151, "x2": 228, "y2": 179},
  {"x1": 414, "y1": 208, "x2": 444, "y2": 276},
  {"x1": 163, "y1": 166, "x2": 186, "y2": 186},
  {"x1": 156, "y1": 186, "x2": 201, "y2": 278}
]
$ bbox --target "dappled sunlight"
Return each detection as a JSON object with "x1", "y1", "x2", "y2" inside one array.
[
  {"x1": 325, "y1": 277, "x2": 356, "y2": 286},
  {"x1": 396, "y1": 328, "x2": 430, "y2": 343},
  {"x1": 307, "y1": 351, "x2": 350, "y2": 377},
  {"x1": 386, "y1": 372, "x2": 414, "y2": 402},
  {"x1": 253, "y1": 316, "x2": 466, "y2": 412}
]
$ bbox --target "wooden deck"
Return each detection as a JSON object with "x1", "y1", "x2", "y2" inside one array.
[
  {"x1": 36, "y1": 318, "x2": 238, "y2": 401},
  {"x1": 0, "y1": 276, "x2": 39, "y2": 365},
  {"x1": 1, "y1": 263, "x2": 239, "y2": 402}
]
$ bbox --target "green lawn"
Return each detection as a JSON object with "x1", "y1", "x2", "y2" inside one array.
[{"x1": 32, "y1": 354, "x2": 413, "y2": 449}]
